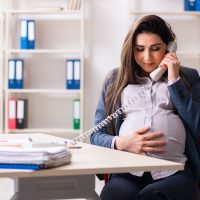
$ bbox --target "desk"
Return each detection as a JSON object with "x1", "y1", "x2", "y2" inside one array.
[{"x1": 0, "y1": 133, "x2": 183, "y2": 200}]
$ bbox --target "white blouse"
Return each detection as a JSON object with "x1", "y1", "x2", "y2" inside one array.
[{"x1": 119, "y1": 76, "x2": 187, "y2": 180}]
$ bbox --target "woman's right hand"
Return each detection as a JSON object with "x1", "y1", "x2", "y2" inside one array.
[{"x1": 115, "y1": 127, "x2": 166, "y2": 155}]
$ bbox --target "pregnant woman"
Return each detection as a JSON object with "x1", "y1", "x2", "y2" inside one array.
[{"x1": 90, "y1": 15, "x2": 200, "y2": 200}]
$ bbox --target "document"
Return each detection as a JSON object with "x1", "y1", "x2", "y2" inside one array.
[{"x1": 0, "y1": 136, "x2": 72, "y2": 169}]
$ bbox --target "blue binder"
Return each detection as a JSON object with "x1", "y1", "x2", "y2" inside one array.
[
  {"x1": 66, "y1": 59, "x2": 74, "y2": 89},
  {"x1": 20, "y1": 20, "x2": 28, "y2": 49},
  {"x1": 15, "y1": 59, "x2": 24, "y2": 89},
  {"x1": 196, "y1": 0, "x2": 200, "y2": 10},
  {"x1": 0, "y1": 163, "x2": 43, "y2": 170},
  {"x1": 184, "y1": 0, "x2": 196, "y2": 11},
  {"x1": 28, "y1": 20, "x2": 35, "y2": 49},
  {"x1": 73, "y1": 59, "x2": 80, "y2": 89},
  {"x1": 8, "y1": 59, "x2": 16, "y2": 89}
]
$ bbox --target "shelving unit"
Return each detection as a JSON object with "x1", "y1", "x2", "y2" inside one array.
[
  {"x1": 1, "y1": 0, "x2": 85, "y2": 138},
  {"x1": 0, "y1": 0, "x2": 3, "y2": 133},
  {"x1": 129, "y1": 0, "x2": 200, "y2": 73}
]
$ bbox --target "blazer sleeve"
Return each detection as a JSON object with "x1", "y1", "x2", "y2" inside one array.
[
  {"x1": 90, "y1": 73, "x2": 116, "y2": 148},
  {"x1": 168, "y1": 68, "x2": 200, "y2": 138}
]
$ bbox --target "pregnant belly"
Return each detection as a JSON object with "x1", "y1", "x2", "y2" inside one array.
[{"x1": 119, "y1": 113, "x2": 186, "y2": 162}]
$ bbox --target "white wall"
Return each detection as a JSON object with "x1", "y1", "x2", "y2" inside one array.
[
  {"x1": 83, "y1": 0, "x2": 200, "y2": 133},
  {"x1": 84, "y1": 0, "x2": 131, "y2": 131}
]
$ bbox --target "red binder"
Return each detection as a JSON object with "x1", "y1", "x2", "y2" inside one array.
[{"x1": 8, "y1": 98, "x2": 17, "y2": 129}]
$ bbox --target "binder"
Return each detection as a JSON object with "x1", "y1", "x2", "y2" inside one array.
[
  {"x1": 184, "y1": 0, "x2": 196, "y2": 11},
  {"x1": 20, "y1": 19, "x2": 28, "y2": 49},
  {"x1": 73, "y1": 59, "x2": 80, "y2": 89},
  {"x1": 66, "y1": 59, "x2": 74, "y2": 89},
  {"x1": 15, "y1": 59, "x2": 24, "y2": 89},
  {"x1": 66, "y1": 59, "x2": 81, "y2": 89},
  {"x1": 196, "y1": 0, "x2": 200, "y2": 10},
  {"x1": 17, "y1": 99, "x2": 28, "y2": 129},
  {"x1": 8, "y1": 59, "x2": 15, "y2": 89},
  {"x1": 8, "y1": 98, "x2": 17, "y2": 130},
  {"x1": 0, "y1": 163, "x2": 43, "y2": 170},
  {"x1": 73, "y1": 99, "x2": 80, "y2": 129},
  {"x1": 28, "y1": 20, "x2": 35, "y2": 49}
]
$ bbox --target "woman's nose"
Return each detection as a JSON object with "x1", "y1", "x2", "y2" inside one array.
[{"x1": 144, "y1": 50, "x2": 152, "y2": 60}]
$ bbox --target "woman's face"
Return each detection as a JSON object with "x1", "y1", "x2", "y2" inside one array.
[{"x1": 133, "y1": 32, "x2": 167, "y2": 75}]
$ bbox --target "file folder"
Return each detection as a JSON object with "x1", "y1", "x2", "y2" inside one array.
[
  {"x1": 73, "y1": 59, "x2": 80, "y2": 89},
  {"x1": 28, "y1": 20, "x2": 35, "y2": 49},
  {"x1": 66, "y1": 59, "x2": 74, "y2": 89},
  {"x1": 196, "y1": 0, "x2": 200, "y2": 10},
  {"x1": 73, "y1": 99, "x2": 80, "y2": 129},
  {"x1": 8, "y1": 98, "x2": 17, "y2": 130},
  {"x1": 8, "y1": 59, "x2": 15, "y2": 89},
  {"x1": 0, "y1": 163, "x2": 43, "y2": 170},
  {"x1": 17, "y1": 99, "x2": 28, "y2": 129},
  {"x1": 15, "y1": 59, "x2": 24, "y2": 89},
  {"x1": 184, "y1": 0, "x2": 196, "y2": 11},
  {"x1": 20, "y1": 19, "x2": 28, "y2": 49}
]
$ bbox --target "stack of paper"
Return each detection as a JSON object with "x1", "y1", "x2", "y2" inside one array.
[{"x1": 0, "y1": 146, "x2": 72, "y2": 170}]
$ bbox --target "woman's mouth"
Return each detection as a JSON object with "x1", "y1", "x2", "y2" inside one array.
[{"x1": 144, "y1": 63, "x2": 154, "y2": 68}]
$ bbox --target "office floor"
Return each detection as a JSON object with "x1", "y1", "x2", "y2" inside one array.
[{"x1": 0, "y1": 177, "x2": 104, "y2": 200}]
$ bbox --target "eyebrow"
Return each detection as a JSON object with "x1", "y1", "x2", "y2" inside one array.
[{"x1": 135, "y1": 43, "x2": 162, "y2": 47}]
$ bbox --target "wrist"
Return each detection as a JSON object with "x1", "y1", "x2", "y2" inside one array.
[
  {"x1": 115, "y1": 137, "x2": 123, "y2": 151},
  {"x1": 168, "y1": 76, "x2": 180, "y2": 85}
]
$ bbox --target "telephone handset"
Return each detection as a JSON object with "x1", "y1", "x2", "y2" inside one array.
[
  {"x1": 150, "y1": 41, "x2": 177, "y2": 81},
  {"x1": 69, "y1": 41, "x2": 177, "y2": 147}
]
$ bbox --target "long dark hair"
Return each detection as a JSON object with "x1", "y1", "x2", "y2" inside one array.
[{"x1": 104, "y1": 15, "x2": 190, "y2": 135}]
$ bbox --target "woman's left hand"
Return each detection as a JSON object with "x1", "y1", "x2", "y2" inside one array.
[{"x1": 160, "y1": 52, "x2": 180, "y2": 82}]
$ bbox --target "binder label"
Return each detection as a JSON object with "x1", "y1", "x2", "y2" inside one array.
[
  {"x1": 74, "y1": 60, "x2": 80, "y2": 80},
  {"x1": 20, "y1": 20, "x2": 27, "y2": 37},
  {"x1": 67, "y1": 61, "x2": 73, "y2": 80},
  {"x1": 74, "y1": 100, "x2": 80, "y2": 119},
  {"x1": 17, "y1": 100, "x2": 24, "y2": 119},
  {"x1": 28, "y1": 21, "x2": 35, "y2": 41},
  {"x1": 8, "y1": 60, "x2": 15, "y2": 80},
  {"x1": 9, "y1": 100, "x2": 16, "y2": 119}
]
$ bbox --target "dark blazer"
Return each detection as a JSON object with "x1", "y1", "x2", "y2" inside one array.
[{"x1": 91, "y1": 66, "x2": 200, "y2": 180}]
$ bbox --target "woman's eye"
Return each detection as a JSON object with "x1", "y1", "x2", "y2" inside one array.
[
  {"x1": 151, "y1": 47, "x2": 160, "y2": 51},
  {"x1": 136, "y1": 48, "x2": 144, "y2": 52}
]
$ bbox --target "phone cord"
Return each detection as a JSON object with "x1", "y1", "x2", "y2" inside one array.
[{"x1": 70, "y1": 85, "x2": 147, "y2": 146}]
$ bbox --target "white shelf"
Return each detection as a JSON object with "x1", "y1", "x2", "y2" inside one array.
[
  {"x1": 6, "y1": 49, "x2": 81, "y2": 54},
  {"x1": 6, "y1": 10, "x2": 82, "y2": 20},
  {"x1": 6, "y1": 89, "x2": 81, "y2": 94},
  {"x1": 130, "y1": 11, "x2": 200, "y2": 16},
  {"x1": 7, "y1": 10, "x2": 81, "y2": 15}
]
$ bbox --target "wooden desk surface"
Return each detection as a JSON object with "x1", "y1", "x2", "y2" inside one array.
[{"x1": 0, "y1": 133, "x2": 183, "y2": 178}]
